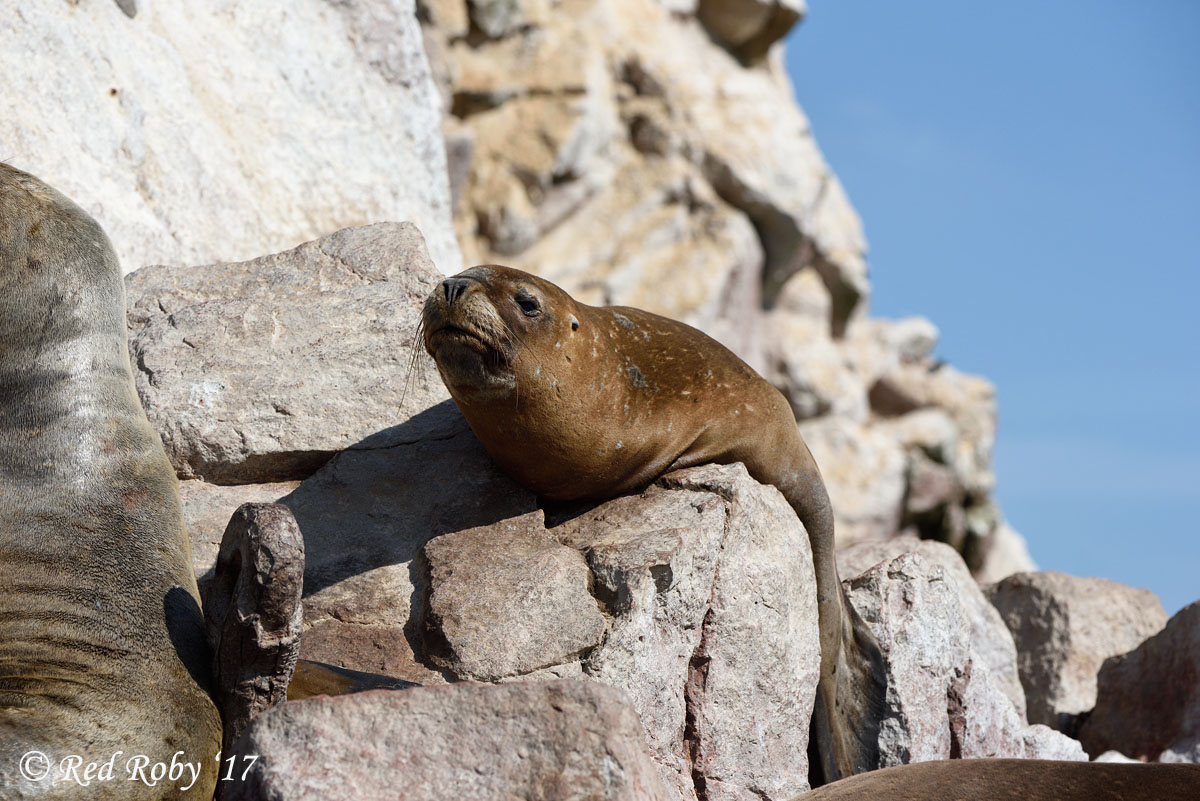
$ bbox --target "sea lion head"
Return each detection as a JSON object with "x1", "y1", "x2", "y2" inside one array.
[{"x1": 422, "y1": 265, "x2": 583, "y2": 400}]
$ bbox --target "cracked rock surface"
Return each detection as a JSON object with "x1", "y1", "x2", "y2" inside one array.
[
  {"x1": 226, "y1": 680, "x2": 676, "y2": 801},
  {"x1": 126, "y1": 222, "x2": 449, "y2": 484}
]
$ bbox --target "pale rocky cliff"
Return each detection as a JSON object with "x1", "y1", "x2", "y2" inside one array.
[
  {"x1": 419, "y1": 0, "x2": 1027, "y2": 576},
  {"x1": 7, "y1": 2, "x2": 1197, "y2": 799},
  {"x1": 0, "y1": 0, "x2": 461, "y2": 274}
]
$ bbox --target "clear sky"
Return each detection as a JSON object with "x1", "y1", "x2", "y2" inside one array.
[{"x1": 785, "y1": 1, "x2": 1199, "y2": 614}]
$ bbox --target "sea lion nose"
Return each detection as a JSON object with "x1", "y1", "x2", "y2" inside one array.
[{"x1": 442, "y1": 276, "x2": 472, "y2": 306}]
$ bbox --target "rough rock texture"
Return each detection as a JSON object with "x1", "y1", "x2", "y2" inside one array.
[
  {"x1": 181, "y1": 480, "x2": 301, "y2": 591},
  {"x1": 423, "y1": 512, "x2": 608, "y2": 680},
  {"x1": 985, "y1": 571, "x2": 1168, "y2": 734},
  {"x1": 288, "y1": 403, "x2": 536, "y2": 685},
  {"x1": 226, "y1": 680, "x2": 676, "y2": 801},
  {"x1": 574, "y1": 465, "x2": 819, "y2": 800},
  {"x1": 205, "y1": 504, "x2": 305, "y2": 757},
  {"x1": 838, "y1": 537, "x2": 1025, "y2": 715},
  {"x1": 843, "y1": 551, "x2": 1085, "y2": 766},
  {"x1": 1079, "y1": 601, "x2": 1200, "y2": 763},
  {"x1": 291, "y1": 455, "x2": 818, "y2": 801},
  {"x1": 126, "y1": 223, "x2": 449, "y2": 484},
  {"x1": 2, "y1": 0, "x2": 461, "y2": 275}
]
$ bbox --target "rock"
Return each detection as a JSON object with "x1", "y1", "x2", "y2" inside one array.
[
  {"x1": 985, "y1": 571, "x2": 1169, "y2": 734},
  {"x1": 845, "y1": 551, "x2": 1017, "y2": 764},
  {"x1": 204, "y1": 504, "x2": 304, "y2": 757},
  {"x1": 844, "y1": 550, "x2": 1082, "y2": 765},
  {"x1": 697, "y1": 0, "x2": 804, "y2": 62},
  {"x1": 422, "y1": 511, "x2": 608, "y2": 681},
  {"x1": 1079, "y1": 601, "x2": 1200, "y2": 762},
  {"x1": 765, "y1": 311, "x2": 867, "y2": 422},
  {"x1": 876, "y1": 408, "x2": 959, "y2": 467},
  {"x1": 868, "y1": 364, "x2": 997, "y2": 497},
  {"x1": 972, "y1": 522, "x2": 1037, "y2": 585},
  {"x1": 226, "y1": 680, "x2": 676, "y2": 801},
  {"x1": 2, "y1": 0, "x2": 460, "y2": 275},
  {"x1": 181, "y1": 479, "x2": 300, "y2": 591},
  {"x1": 798, "y1": 416, "x2": 906, "y2": 546},
  {"x1": 126, "y1": 223, "x2": 450, "y2": 484},
  {"x1": 1021, "y1": 723, "x2": 1089, "y2": 762},
  {"x1": 1093, "y1": 750, "x2": 1140, "y2": 764},
  {"x1": 838, "y1": 537, "x2": 1026, "y2": 715},
  {"x1": 873, "y1": 316, "x2": 939, "y2": 363},
  {"x1": 561, "y1": 464, "x2": 819, "y2": 800},
  {"x1": 285, "y1": 403, "x2": 537, "y2": 685}
]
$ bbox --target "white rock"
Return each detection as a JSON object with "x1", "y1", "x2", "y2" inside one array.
[{"x1": 2, "y1": 0, "x2": 461, "y2": 275}]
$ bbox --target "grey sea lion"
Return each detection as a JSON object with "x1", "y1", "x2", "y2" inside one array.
[
  {"x1": 421, "y1": 263, "x2": 886, "y2": 782},
  {"x1": 0, "y1": 163, "x2": 220, "y2": 799}
]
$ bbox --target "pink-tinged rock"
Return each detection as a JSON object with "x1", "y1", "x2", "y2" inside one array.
[
  {"x1": 985, "y1": 571, "x2": 1168, "y2": 733},
  {"x1": 554, "y1": 463, "x2": 820, "y2": 801},
  {"x1": 422, "y1": 511, "x2": 608, "y2": 680},
  {"x1": 287, "y1": 405, "x2": 538, "y2": 685},
  {"x1": 1079, "y1": 601, "x2": 1200, "y2": 762},
  {"x1": 225, "y1": 680, "x2": 676, "y2": 801},
  {"x1": 839, "y1": 537, "x2": 1026, "y2": 716},
  {"x1": 845, "y1": 551, "x2": 1084, "y2": 767}
]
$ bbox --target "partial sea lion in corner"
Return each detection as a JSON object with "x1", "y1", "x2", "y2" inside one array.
[
  {"x1": 0, "y1": 163, "x2": 220, "y2": 799},
  {"x1": 797, "y1": 758, "x2": 1200, "y2": 801},
  {"x1": 422, "y1": 264, "x2": 886, "y2": 782}
]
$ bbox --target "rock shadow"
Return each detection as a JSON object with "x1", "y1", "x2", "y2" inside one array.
[{"x1": 278, "y1": 400, "x2": 537, "y2": 598}]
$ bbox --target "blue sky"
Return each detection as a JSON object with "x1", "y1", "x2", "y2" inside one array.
[{"x1": 785, "y1": 1, "x2": 1199, "y2": 614}]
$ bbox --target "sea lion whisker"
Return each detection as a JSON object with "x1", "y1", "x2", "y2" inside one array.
[{"x1": 400, "y1": 317, "x2": 428, "y2": 412}]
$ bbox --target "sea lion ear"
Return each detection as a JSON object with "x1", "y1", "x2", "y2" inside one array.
[{"x1": 569, "y1": 315, "x2": 580, "y2": 331}]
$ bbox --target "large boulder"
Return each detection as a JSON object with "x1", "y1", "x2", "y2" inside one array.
[
  {"x1": 842, "y1": 551, "x2": 1085, "y2": 765},
  {"x1": 1079, "y1": 601, "x2": 1200, "y2": 762},
  {"x1": 126, "y1": 223, "x2": 449, "y2": 484},
  {"x1": 2, "y1": 0, "x2": 460, "y2": 275},
  {"x1": 985, "y1": 571, "x2": 1168, "y2": 734},
  {"x1": 226, "y1": 680, "x2": 676, "y2": 801},
  {"x1": 838, "y1": 537, "x2": 1025, "y2": 715}
]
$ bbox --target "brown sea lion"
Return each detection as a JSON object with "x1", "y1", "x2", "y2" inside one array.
[
  {"x1": 0, "y1": 163, "x2": 221, "y2": 799},
  {"x1": 797, "y1": 758, "x2": 1200, "y2": 801},
  {"x1": 421, "y1": 264, "x2": 886, "y2": 782}
]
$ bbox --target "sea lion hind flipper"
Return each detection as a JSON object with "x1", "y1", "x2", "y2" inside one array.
[{"x1": 811, "y1": 588, "x2": 888, "y2": 786}]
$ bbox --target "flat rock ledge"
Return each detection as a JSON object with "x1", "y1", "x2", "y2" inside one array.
[{"x1": 225, "y1": 680, "x2": 676, "y2": 801}]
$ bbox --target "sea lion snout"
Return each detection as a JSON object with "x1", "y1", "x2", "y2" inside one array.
[{"x1": 441, "y1": 275, "x2": 473, "y2": 306}]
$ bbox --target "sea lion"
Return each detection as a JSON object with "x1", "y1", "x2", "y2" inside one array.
[
  {"x1": 421, "y1": 264, "x2": 886, "y2": 782},
  {"x1": 0, "y1": 163, "x2": 221, "y2": 799},
  {"x1": 797, "y1": 758, "x2": 1200, "y2": 801}
]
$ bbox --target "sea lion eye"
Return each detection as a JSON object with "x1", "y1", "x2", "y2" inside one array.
[{"x1": 515, "y1": 293, "x2": 541, "y2": 317}]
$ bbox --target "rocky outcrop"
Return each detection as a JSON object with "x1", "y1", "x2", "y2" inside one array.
[
  {"x1": 2, "y1": 0, "x2": 461, "y2": 275},
  {"x1": 226, "y1": 680, "x2": 676, "y2": 801},
  {"x1": 1079, "y1": 601, "x2": 1200, "y2": 763},
  {"x1": 419, "y1": 0, "x2": 1032, "y2": 579},
  {"x1": 985, "y1": 571, "x2": 1168, "y2": 734},
  {"x1": 115, "y1": 222, "x2": 1084, "y2": 800}
]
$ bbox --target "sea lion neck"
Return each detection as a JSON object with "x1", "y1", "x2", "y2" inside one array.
[{"x1": 0, "y1": 165, "x2": 155, "y2": 487}]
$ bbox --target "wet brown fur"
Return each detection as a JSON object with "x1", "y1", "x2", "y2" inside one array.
[
  {"x1": 423, "y1": 264, "x2": 886, "y2": 782},
  {"x1": 0, "y1": 163, "x2": 220, "y2": 799},
  {"x1": 799, "y1": 759, "x2": 1200, "y2": 801}
]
